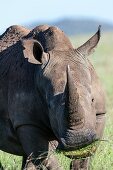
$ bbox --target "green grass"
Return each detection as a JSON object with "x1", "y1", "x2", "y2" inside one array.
[
  {"x1": 80, "y1": 31, "x2": 113, "y2": 170},
  {"x1": 0, "y1": 151, "x2": 22, "y2": 169},
  {"x1": 0, "y1": 31, "x2": 113, "y2": 169}
]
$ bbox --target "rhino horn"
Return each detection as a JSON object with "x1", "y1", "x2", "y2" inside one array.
[{"x1": 66, "y1": 65, "x2": 84, "y2": 128}]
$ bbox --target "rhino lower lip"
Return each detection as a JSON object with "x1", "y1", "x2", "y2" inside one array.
[
  {"x1": 57, "y1": 135, "x2": 97, "y2": 151},
  {"x1": 57, "y1": 141, "x2": 92, "y2": 151}
]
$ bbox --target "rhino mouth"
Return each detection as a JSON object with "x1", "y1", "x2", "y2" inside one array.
[{"x1": 57, "y1": 141, "x2": 99, "y2": 159}]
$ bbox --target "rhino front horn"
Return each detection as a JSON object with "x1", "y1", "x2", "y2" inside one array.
[{"x1": 66, "y1": 65, "x2": 84, "y2": 128}]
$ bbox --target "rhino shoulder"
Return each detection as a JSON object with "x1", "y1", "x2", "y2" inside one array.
[{"x1": 0, "y1": 25, "x2": 30, "y2": 52}]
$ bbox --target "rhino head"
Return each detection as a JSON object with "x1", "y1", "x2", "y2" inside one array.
[{"x1": 22, "y1": 25, "x2": 105, "y2": 152}]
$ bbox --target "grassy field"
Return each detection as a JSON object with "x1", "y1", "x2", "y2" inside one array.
[{"x1": 0, "y1": 31, "x2": 113, "y2": 169}]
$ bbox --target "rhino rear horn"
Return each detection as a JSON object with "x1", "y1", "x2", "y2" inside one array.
[{"x1": 76, "y1": 25, "x2": 101, "y2": 57}]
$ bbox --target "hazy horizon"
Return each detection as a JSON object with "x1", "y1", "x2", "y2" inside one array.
[{"x1": 0, "y1": 0, "x2": 113, "y2": 33}]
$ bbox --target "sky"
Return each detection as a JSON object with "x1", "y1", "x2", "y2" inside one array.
[{"x1": 0, "y1": 0, "x2": 113, "y2": 33}]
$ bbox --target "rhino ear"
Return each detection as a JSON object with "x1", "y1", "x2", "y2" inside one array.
[
  {"x1": 22, "y1": 39, "x2": 44, "y2": 64},
  {"x1": 76, "y1": 26, "x2": 101, "y2": 57}
]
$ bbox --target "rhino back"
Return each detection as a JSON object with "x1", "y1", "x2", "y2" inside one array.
[{"x1": 0, "y1": 25, "x2": 30, "y2": 52}]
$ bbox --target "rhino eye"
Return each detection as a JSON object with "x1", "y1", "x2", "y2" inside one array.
[{"x1": 92, "y1": 98, "x2": 94, "y2": 102}]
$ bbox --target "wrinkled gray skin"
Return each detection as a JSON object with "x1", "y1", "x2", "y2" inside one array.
[{"x1": 0, "y1": 25, "x2": 106, "y2": 170}]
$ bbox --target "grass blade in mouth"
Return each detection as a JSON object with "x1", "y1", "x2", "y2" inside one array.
[{"x1": 57, "y1": 141, "x2": 99, "y2": 159}]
